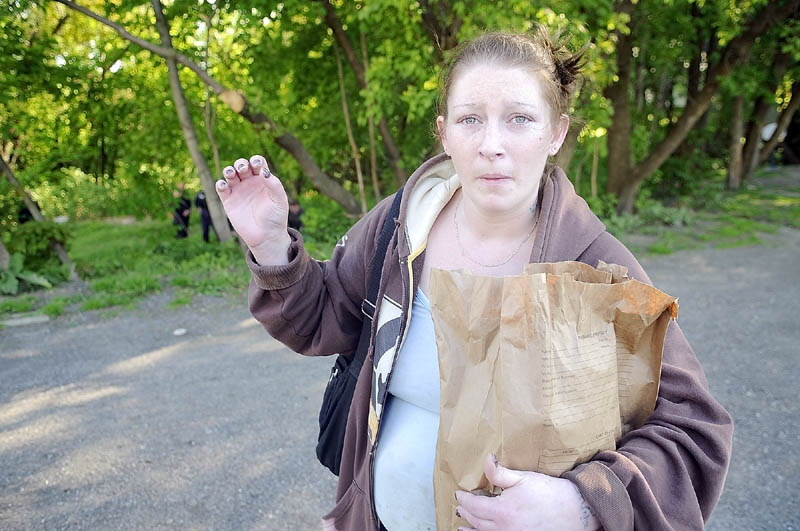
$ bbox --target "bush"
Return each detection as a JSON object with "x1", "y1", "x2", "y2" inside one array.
[
  {"x1": 2, "y1": 221, "x2": 71, "y2": 285},
  {"x1": 0, "y1": 254, "x2": 52, "y2": 295},
  {"x1": 636, "y1": 197, "x2": 693, "y2": 227},
  {"x1": 300, "y1": 191, "x2": 361, "y2": 259}
]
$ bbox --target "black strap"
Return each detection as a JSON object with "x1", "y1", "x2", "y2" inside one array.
[{"x1": 352, "y1": 188, "x2": 403, "y2": 369}]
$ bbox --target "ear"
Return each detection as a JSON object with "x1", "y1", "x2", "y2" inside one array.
[
  {"x1": 436, "y1": 115, "x2": 449, "y2": 155},
  {"x1": 549, "y1": 114, "x2": 570, "y2": 156}
]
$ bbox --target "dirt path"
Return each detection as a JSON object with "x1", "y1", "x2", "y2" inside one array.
[{"x1": 2, "y1": 231, "x2": 798, "y2": 530}]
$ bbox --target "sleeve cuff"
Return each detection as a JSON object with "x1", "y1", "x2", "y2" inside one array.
[
  {"x1": 246, "y1": 228, "x2": 312, "y2": 290},
  {"x1": 562, "y1": 459, "x2": 633, "y2": 531}
]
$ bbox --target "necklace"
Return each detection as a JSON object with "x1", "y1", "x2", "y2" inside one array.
[{"x1": 452, "y1": 195, "x2": 541, "y2": 268}]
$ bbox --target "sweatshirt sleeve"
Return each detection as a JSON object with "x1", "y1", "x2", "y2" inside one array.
[
  {"x1": 246, "y1": 195, "x2": 394, "y2": 358},
  {"x1": 564, "y1": 232, "x2": 734, "y2": 530}
]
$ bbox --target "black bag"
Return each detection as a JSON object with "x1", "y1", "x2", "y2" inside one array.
[{"x1": 316, "y1": 188, "x2": 403, "y2": 476}]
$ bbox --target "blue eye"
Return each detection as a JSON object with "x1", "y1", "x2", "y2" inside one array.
[
  {"x1": 459, "y1": 116, "x2": 479, "y2": 125},
  {"x1": 512, "y1": 115, "x2": 532, "y2": 124}
]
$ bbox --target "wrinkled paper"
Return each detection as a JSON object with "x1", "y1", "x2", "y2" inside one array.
[{"x1": 429, "y1": 261, "x2": 678, "y2": 531}]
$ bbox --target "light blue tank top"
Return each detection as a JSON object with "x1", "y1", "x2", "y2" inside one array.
[{"x1": 373, "y1": 289, "x2": 440, "y2": 530}]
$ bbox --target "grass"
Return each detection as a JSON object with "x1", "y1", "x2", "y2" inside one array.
[
  {"x1": 41, "y1": 298, "x2": 67, "y2": 317},
  {"x1": 167, "y1": 290, "x2": 193, "y2": 309},
  {"x1": 2, "y1": 216, "x2": 252, "y2": 319},
  {"x1": 612, "y1": 168, "x2": 800, "y2": 256},
  {"x1": 0, "y1": 295, "x2": 35, "y2": 315},
  {"x1": 32, "y1": 217, "x2": 251, "y2": 317}
]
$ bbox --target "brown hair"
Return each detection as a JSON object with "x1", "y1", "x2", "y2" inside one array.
[{"x1": 437, "y1": 26, "x2": 586, "y2": 123}]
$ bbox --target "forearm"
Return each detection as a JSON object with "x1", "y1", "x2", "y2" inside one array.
[
  {"x1": 247, "y1": 228, "x2": 369, "y2": 357},
  {"x1": 249, "y1": 231, "x2": 292, "y2": 266},
  {"x1": 563, "y1": 323, "x2": 733, "y2": 529}
]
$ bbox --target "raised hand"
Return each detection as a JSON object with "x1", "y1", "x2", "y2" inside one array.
[
  {"x1": 216, "y1": 155, "x2": 291, "y2": 265},
  {"x1": 454, "y1": 454, "x2": 600, "y2": 531}
]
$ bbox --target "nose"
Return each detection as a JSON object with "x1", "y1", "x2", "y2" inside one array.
[{"x1": 478, "y1": 121, "x2": 505, "y2": 160}]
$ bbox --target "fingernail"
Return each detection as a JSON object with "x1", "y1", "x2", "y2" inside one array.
[
  {"x1": 251, "y1": 157, "x2": 263, "y2": 167},
  {"x1": 236, "y1": 163, "x2": 248, "y2": 171},
  {"x1": 216, "y1": 180, "x2": 227, "y2": 189},
  {"x1": 492, "y1": 454, "x2": 499, "y2": 468},
  {"x1": 224, "y1": 168, "x2": 235, "y2": 176}
]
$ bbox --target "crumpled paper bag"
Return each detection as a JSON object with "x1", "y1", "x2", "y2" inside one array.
[{"x1": 429, "y1": 261, "x2": 678, "y2": 530}]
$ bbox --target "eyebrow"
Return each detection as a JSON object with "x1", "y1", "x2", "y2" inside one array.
[{"x1": 452, "y1": 101, "x2": 539, "y2": 110}]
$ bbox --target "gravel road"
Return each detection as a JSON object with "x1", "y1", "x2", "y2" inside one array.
[{"x1": 1, "y1": 228, "x2": 798, "y2": 531}]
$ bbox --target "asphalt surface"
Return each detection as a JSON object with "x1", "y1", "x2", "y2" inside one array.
[{"x1": 1, "y1": 228, "x2": 798, "y2": 531}]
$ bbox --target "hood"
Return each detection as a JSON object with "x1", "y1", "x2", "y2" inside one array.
[{"x1": 396, "y1": 153, "x2": 606, "y2": 263}]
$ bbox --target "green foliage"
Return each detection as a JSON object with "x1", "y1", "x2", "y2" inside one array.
[
  {"x1": 90, "y1": 272, "x2": 161, "y2": 297},
  {"x1": 2, "y1": 0, "x2": 797, "y2": 253},
  {"x1": 720, "y1": 189, "x2": 800, "y2": 229},
  {"x1": 81, "y1": 293, "x2": 135, "y2": 311},
  {"x1": 3, "y1": 221, "x2": 72, "y2": 284},
  {"x1": 0, "y1": 294, "x2": 35, "y2": 314},
  {"x1": 0, "y1": 254, "x2": 52, "y2": 295},
  {"x1": 60, "y1": 217, "x2": 251, "y2": 313},
  {"x1": 41, "y1": 297, "x2": 67, "y2": 317},
  {"x1": 167, "y1": 290, "x2": 193, "y2": 309},
  {"x1": 300, "y1": 190, "x2": 360, "y2": 259}
]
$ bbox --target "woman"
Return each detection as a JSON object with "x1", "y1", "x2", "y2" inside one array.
[{"x1": 216, "y1": 28, "x2": 732, "y2": 531}]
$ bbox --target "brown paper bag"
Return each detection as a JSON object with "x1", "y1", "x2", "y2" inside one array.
[{"x1": 429, "y1": 262, "x2": 678, "y2": 531}]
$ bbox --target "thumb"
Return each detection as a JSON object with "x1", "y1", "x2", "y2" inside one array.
[
  {"x1": 260, "y1": 167, "x2": 289, "y2": 208},
  {"x1": 484, "y1": 453, "x2": 524, "y2": 489}
]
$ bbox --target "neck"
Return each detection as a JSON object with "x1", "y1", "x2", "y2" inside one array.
[{"x1": 457, "y1": 189, "x2": 538, "y2": 242}]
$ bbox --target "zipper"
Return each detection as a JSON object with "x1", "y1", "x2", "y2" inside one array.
[{"x1": 368, "y1": 250, "x2": 419, "y2": 529}]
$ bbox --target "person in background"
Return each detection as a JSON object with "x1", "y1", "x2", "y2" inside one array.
[
  {"x1": 172, "y1": 182, "x2": 190, "y2": 239},
  {"x1": 287, "y1": 198, "x2": 304, "y2": 232},
  {"x1": 194, "y1": 190, "x2": 217, "y2": 243},
  {"x1": 214, "y1": 28, "x2": 733, "y2": 531}
]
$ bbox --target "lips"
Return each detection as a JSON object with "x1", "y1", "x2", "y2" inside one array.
[{"x1": 478, "y1": 173, "x2": 512, "y2": 182}]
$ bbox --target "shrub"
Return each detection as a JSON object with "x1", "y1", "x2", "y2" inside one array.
[
  {"x1": 3, "y1": 221, "x2": 71, "y2": 285},
  {"x1": 0, "y1": 254, "x2": 52, "y2": 295}
]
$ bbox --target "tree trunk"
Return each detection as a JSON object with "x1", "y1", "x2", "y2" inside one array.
[
  {"x1": 556, "y1": 83, "x2": 588, "y2": 173},
  {"x1": 612, "y1": 0, "x2": 798, "y2": 214},
  {"x1": 0, "y1": 239, "x2": 9, "y2": 271},
  {"x1": 727, "y1": 95, "x2": 745, "y2": 189},
  {"x1": 203, "y1": 13, "x2": 222, "y2": 179},
  {"x1": 604, "y1": 0, "x2": 636, "y2": 205},
  {"x1": 742, "y1": 51, "x2": 790, "y2": 181},
  {"x1": 151, "y1": 0, "x2": 232, "y2": 243},
  {"x1": 335, "y1": 45, "x2": 367, "y2": 215},
  {"x1": 362, "y1": 33, "x2": 381, "y2": 202},
  {"x1": 54, "y1": 0, "x2": 361, "y2": 216},
  {"x1": 758, "y1": 81, "x2": 800, "y2": 166},
  {"x1": 418, "y1": 0, "x2": 462, "y2": 62},
  {"x1": 0, "y1": 155, "x2": 78, "y2": 280},
  {"x1": 1, "y1": 158, "x2": 43, "y2": 222},
  {"x1": 743, "y1": 97, "x2": 774, "y2": 179},
  {"x1": 554, "y1": 123, "x2": 582, "y2": 174},
  {"x1": 319, "y1": 0, "x2": 407, "y2": 186},
  {"x1": 590, "y1": 140, "x2": 599, "y2": 199}
]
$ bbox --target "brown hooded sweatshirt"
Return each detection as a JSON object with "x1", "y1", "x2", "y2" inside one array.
[{"x1": 247, "y1": 154, "x2": 733, "y2": 530}]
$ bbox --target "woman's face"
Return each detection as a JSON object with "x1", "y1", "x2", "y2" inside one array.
[{"x1": 437, "y1": 63, "x2": 568, "y2": 214}]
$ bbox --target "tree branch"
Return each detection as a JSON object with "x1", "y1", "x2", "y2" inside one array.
[
  {"x1": 53, "y1": 0, "x2": 361, "y2": 214},
  {"x1": 317, "y1": 0, "x2": 406, "y2": 185},
  {"x1": 631, "y1": 0, "x2": 799, "y2": 186}
]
